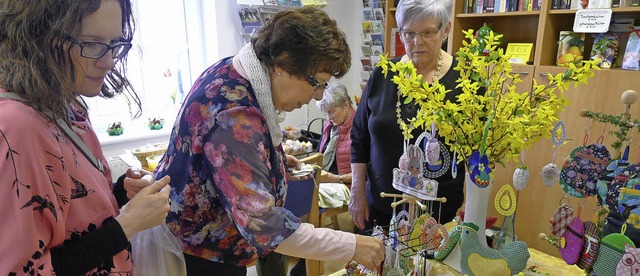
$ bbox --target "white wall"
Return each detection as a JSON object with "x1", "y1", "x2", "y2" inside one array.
[{"x1": 281, "y1": 0, "x2": 364, "y2": 134}]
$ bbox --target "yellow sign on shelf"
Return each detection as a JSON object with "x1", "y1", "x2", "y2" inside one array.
[{"x1": 505, "y1": 43, "x2": 534, "y2": 64}]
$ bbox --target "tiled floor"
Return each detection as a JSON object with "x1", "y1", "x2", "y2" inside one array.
[{"x1": 247, "y1": 212, "x2": 354, "y2": 276}]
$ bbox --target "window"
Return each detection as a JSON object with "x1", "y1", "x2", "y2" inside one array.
[{"x1": 86, "y1": 0, "x2": 219, "y2": 137}]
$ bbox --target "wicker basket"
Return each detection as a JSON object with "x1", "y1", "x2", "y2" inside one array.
[{"x1": 131, "y1": 143, "x2": 167, "y2": 167}]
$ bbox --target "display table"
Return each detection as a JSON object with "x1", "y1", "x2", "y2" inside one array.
[{"x1": 327, "y1": 247, "x2": 584, "y2": 276}]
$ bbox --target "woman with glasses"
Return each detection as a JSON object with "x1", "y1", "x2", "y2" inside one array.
[
  {"x1": 316, "y1": 83, "x2": 356, "y2": 187},
  {"x1": 143, "y1": 7, "x2": 384, "y2": 275},
  {"x1": 0, "y1": 0, "x2": 171, "y2": 275},
  {"x1": 350, "y1": 0, "x2": 465, "y2": 231}
]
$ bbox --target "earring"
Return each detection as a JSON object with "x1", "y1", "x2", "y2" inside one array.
[{"x1": 277, "y1": 71, "x2": 282, "y2": 76}]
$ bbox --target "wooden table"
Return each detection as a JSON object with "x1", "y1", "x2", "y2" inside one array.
[{"x1": 327, "y1": 247, "x2": 585, "y2": 276}]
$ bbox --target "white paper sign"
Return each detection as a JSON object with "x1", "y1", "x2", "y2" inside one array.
[{"x1": 573, "y1": 9, "x2": 612, "y2": 33}]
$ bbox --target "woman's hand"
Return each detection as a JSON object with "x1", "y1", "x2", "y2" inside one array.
[
  {"x1": 123, "y1": 167, "x2": 155, "y2": 199},
  {"x1": 352, "y1": 234, "x2": 385, "y2": 272},
  {"x1": 349, "y1": 187, "x2": 369, "y2": 230},
  {"x1": 285, "y1": 154, "x2": 301, "y2": 169},
  {"x1": 116, "y1": 176, "x2": 171, "y2": 239}
]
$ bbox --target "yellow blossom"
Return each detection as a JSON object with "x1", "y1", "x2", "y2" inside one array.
[{"x1": 378, "y1": 29, "x2": 598, "y2": 171}]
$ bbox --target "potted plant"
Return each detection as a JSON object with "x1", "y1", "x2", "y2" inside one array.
[
  {"x1": 148, "y1": 117, "x2": 164, "y2": 130},
  {"x1": 106, "y1": 122, "x2": 124, "y2": 136}
]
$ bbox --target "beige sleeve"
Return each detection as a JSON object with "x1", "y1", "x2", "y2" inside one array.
[{"x1": 274, "y1": 222, "x2": 356, "y2": 262}]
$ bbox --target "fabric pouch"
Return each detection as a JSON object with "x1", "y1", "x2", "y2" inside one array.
[
  {"x1": 434, "y1": 225, "x2": 462, "y2": 261},
  {"x1": 560, "y1": 144, "x2": 611, "y2": 197},
  {"x1": 559, "y1": 217, "x2": 584, "y2": 265},
  {"x1": 593, "y1": 229, "x2": 636, "y2": 276},
  {"x1": 619, "y1": 187, "x2": 640, "y2": 218},
  {"x1": 605, "y1": 164, "x2": 640, "y2": 213},
  {"x1": 596, "y1": 159, "x2": 630, "y2": 203},
  {"x1": 577, "y1": 220, "x2": 600, "y2": 269},
  {"x1": 550, "y1": 203, "x2": 574, "y2": 237}
]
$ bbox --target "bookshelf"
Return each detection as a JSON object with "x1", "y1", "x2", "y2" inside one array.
[{"x1": 383, "y1": 0, "x2": 640, "y2": 258}]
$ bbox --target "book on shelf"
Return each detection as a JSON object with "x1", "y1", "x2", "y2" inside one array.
[
  {"x1": 505, "y1": 43, "x2": 534, "y2": 64},
  {"x1": 485, "y1": 0, "x2": 495, "y2": 12}
]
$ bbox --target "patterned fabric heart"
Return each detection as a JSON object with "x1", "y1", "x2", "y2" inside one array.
[
  {"x1": 550, "y1": 203, "x2": 574, "y2": 237},
  {"x1": 560, "y1": 144, "x2": 612, "y2": 197}
]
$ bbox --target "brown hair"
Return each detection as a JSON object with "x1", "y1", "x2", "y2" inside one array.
[
  {"x1": 252, "y1": 6, "x2": 351, "y2": 79},
  {"x1": 0, "y1": 0, "x2": 140, "y2": 121}
]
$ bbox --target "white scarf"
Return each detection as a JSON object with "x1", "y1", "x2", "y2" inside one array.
[{"x1": 237, "y1": 43, "x2": 284, "y2": 146}]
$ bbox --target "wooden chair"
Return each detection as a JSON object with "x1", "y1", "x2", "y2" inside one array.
[{"x1": 283, "y1": 153, "x2": 322, "y2": 276}]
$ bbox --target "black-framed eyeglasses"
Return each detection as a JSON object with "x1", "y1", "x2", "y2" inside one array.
[
  {"x1": 63, "y1": 35, "x2": 132, "y2": 59},
  {"x1": 401, "y1": 25, "x2": 442, "y2": 40},
  {"x1": 305, "y1": 75, "x2": 328, "y2": 90}
]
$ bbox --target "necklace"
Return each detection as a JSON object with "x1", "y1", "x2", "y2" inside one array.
[{"x1": 396, "y1": 51, "x2": 444, "y2": 136}]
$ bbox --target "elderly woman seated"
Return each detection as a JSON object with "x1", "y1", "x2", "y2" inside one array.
[{"x1": 315, "y1": 82, "x2": 355, "y2": 209}]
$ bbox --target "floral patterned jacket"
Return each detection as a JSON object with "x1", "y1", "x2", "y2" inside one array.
[{"x1": 155, "y1": 57, "x2": 301, "y2": 266}]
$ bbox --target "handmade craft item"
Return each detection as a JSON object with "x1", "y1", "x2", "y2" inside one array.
[
  {"x1": 560, "y1": 128, "x2": 612, "y2": 197},
  {"x1": 513, "y1": 164, "x2": 529, "y2": 191},
  {"x1": 605, "y1": 164, "x2": 640, "y2": 213},
  {"x1": 495, "y1": 184, "x2": 517, "y2": 216},
  {"x1": 542, "y1": 121, "x2": 566, "y2": 187},
  {"x1": 596, "y1": 144, "x2": 631, "y2": 203},
  {"x1": 619, "y1": 187, "x2": 640, "y2": 218},
  {"x1": 616, "y1": 244, "x2": 640, "y2": 275},
  {"x1": 420, "y1": 216, "x2": 449, "y2": 253},
  {"x1": 550, "y1": 200, "x2": 574, "y2": 237},
  {"x1": 460, "y1": 222, "x2": 530, "y2": 275},
  {"x1": 577, "y1": 220, "x2": 600, "y2": 269},
  {"x1": 559, "y1": 217, "x2": 584, "y2": 265},
  {"x1": 393, "y1": 133, "x2": 439, "y2": 200},
  {"x1": 593, "y1": 224, "x2": 636, "y2": 276},
  {"x1": 434, "y1": 225, "x2": 462, "y2": 261},
  {"x1": 424, "y1": 122, "x2": 440, "y2": 166}
]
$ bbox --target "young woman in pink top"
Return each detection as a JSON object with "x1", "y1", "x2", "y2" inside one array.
[{"x1": 0, "y1": 0, "x2": 171, "y2": 274}]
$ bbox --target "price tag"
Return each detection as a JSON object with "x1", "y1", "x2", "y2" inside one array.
[{"x1": 573, "y1": 9, "x2": 612, "y2": 33}]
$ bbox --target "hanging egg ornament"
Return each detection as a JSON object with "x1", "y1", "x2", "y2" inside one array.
[
  {"x1": 541, "y1": 163, "x2": 561, "y2": 187},
  {"x1": 495, "y1": 184, "x2": 517, "y2": 216},
  {"x1": 425, "y1": 122, "x2": 440, "y2": 165},
  {"x1": 425, "y1": 137, "x2": 440, "y2": 166},
  {"x1": 513, "y1": 164, "x2": 530, "y2": 191}
]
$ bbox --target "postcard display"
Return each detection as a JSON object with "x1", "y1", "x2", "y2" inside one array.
[
  {"x1": 359, "y1": 0, "x2": 386, "y2": 84},
  {"x1": 236, "y1": 0, "x2": 328, "y2": 44}
]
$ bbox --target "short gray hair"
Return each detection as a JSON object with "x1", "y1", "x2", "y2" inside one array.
[
  {"x1": 316, "y1": 82, "x2": 352, "y2": 112},
  {"x1": 395, "y1": 0, "x2": 453, "y2": 32}
]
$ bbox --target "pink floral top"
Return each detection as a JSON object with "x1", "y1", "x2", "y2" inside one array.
[
  {"x1": 0, "y1": 91, "x2": 132, "y2": 275},
  {"x1": 155, "y1": 57, "x2": 301, "y2": 266}
]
